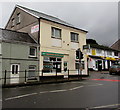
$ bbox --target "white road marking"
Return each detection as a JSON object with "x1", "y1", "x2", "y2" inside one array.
[
  {"x1": 91, "y1": 104, "x2": 120, "y2": 109},
  {"x1": 87, "y1": 84, "x2": 103, "y2": 87},
  {"x1": 69, "y1": 86, "x2": 84, "y2": 90},
  {"x1": 5, "y1": 92, "x2": 37, "y2": 101},
  {"x1": 4, "y1": 82, "x2": 104, "y2": 101},
  {"x1": 39, "y1": 91, "x2": 50, "y2": 94},
  {"x1": 49, "y1": 89, "x2": 67, "y2": 93}
]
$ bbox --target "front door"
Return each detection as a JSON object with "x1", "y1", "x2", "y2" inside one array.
[
  {"x1": 98, "y1": 60, "x2": 102, "y2": 71},
  {"x1": 10, "y1": 64, "x2": 20, "y2": 84}
]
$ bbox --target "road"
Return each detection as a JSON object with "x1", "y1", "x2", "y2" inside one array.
[{"x1": 2, "y1": 72, "x2": 120, "y2": 109}]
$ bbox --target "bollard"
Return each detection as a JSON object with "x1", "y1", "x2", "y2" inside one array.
[
  {"x1": 25, "y1": 70, "x2": 27, "y2": 83},
  {"x1": 4, "y1": 70, "x2": 7, "y2": 86},
  {"x1": 56, "y1": 69, "x2": 57, "y2": 82},
  {"x1": 68, "y1": 69, "x2": 69, "y2": 80}
]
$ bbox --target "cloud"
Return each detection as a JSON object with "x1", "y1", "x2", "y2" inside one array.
[{"x1": 1, "y1": 2, "x2": 118, "y2": 46}]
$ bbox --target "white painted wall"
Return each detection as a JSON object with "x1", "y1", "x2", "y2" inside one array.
[{"x1": 71, "y1": 42, "x2": 78, "y2": 50}]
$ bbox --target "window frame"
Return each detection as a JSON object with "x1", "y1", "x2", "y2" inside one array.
[
  {"x1": 11, "y1": 18, "x2": 15, "y2": 27},
  {"x1": 70, "y1": 32, "x2": 79, "y2": 43},
  {"x1": 29, "y1": 47, "x2": 37, "y2": 58},
  {"x1": 51, "y1": 27, "x2": 61, "y2": 39},
  {"x1": 28, "y1": 65, "x2": 36, "y2": 79},
  {"x1": 16, "y1": 13, "x2": 21, "y2": 24}
]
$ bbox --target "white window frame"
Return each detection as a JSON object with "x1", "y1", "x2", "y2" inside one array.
[
  {"x1": 51, "y1": 27, "x2": 61, "y2": 39},
  {"x1": 71, "y1": 32, "x2": 79, "y2": 42},
  {"x1": 28, "y1": 65, "x2": 36, "y2": 79},
  {"x1": 29, "y1": 47, "x2": 37, "y2": 57}
]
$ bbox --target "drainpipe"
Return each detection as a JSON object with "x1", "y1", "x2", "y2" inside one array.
[{"x1": 38, "y1": 18, "x2": 40, "y2": 80}]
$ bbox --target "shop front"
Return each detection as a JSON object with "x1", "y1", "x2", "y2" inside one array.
[{"x1": 41, "y1": 52, "x2": 64, "y2": 73}]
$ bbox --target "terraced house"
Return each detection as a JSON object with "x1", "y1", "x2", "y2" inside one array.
[
  {"x1": 0, "y1": 28, "x2": 39, "y2": 85},
  {"x1": 5, "y1": 5, "x2": 88, "y2": 76},
  {"x1": 86, "y1": 39, "x2": 119, "y2": 71}
]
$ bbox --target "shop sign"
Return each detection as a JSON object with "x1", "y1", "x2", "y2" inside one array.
[
  {"x1": 92, "y1": 49, "x2": 96, "y2": 56},
  {"x1": 41, "y1": 52, "x2": 64, "y2": 58},
  {"x1": 83, "y1": 44, "x2": 90, "y2": 49},
  {"x1": 31, "y1": 24, "x2": 39, "y2": 33}
]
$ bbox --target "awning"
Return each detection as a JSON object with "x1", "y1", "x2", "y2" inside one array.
[
  {"x1": 88, "y1": 55, "x2": 103, "y2": 59},
  {"x1": 105, "y1": 57, "x2": 116, "y2": 61}
]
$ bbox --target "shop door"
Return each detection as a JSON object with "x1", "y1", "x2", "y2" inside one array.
[
  {"x1": 98, "y1": 60, "x2": 102, "y2": 71},
  {"x1": 52, "y1": 62, "x2": 61, "y2": 73},
  {"x1": 107, "y1": 60, "x2": 110, "y2": 70},
  {"x1": 10, "y1": 64, "x2": 20, "y2": 84}
]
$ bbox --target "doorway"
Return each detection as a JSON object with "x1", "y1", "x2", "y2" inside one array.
[
  {"x1": 98, "y1": 60, "x2": 102, "y2": 71},
  {"x1": 10, "y1": 64, "x2": 20, "y2": 84}
]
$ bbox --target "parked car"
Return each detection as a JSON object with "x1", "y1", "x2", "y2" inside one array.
[{"x1": 109, "y1": 65, "x2": 120, "y2": 75}]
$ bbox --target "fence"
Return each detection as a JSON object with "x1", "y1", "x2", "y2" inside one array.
[{"x1": 1, "y1": 69, "x2": 85, "y2": 86}]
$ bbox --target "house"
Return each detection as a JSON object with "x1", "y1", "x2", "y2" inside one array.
[
  {"x1": 0, "y1": 28, "x2": 39, "y2": 85},
  {"x1": 86, "y1": 39, "x2": 119, "y2": 71},
  {"x1": 111, "y1": 39, "x2": 120, "y2": 58},
  {"x1": 5, "y1": 5, "x2": 88, "y2": 76}
]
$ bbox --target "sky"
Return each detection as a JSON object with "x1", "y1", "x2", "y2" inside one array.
[{"x1": 0, "y1": 1, "x2": 119, "y2": 46}]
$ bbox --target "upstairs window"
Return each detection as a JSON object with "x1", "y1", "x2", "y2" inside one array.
[
  {"x1": 29, "y1": 47, "x2": 37, "y2": 57},
  {"x1": 96, "y1": 49, "x2": 102, "y2": 54},
  {"x1": 51, "y1": 27, "x2": 61, "y2": 39},
  {"x1": 16, "y1": 13, "x2": 21, "y2": 24},
  {"x1": 71, "y1": 32, "x2": 79, "y2": 42},
  {"x1": 11, "y1": 18, "x2": 15, "y2": 27},
  {"x1": 114, "y1": 51, "x2": 118, "y2": 56},
  {"x1": 107, "y1": 51, "x2": 112, "y2": 56}
]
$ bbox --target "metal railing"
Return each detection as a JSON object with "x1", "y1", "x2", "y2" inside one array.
[{"x1": 1, "y1": 69, "x2": 85, "y2": 86}]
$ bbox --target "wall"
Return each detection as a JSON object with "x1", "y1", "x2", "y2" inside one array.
[
  {"x1": 2, "y1": 42, "x2": 39, "y2": 84},
  {"x1": 6, "y1": 7, "x2": 39, "y2": 41},
  {"x1": 40, "y1": 19, "x2": 88, "y2": 75}
]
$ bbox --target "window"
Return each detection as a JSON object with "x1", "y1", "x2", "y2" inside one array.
[
  {"x1": 16, "y1": 13, "x2": 21, "y2": 24},
  {"x1": 11, "y1": 18, "x2": 15, "y2": 27},
  {"x1": 75, "y1": 61, "x2": 79, "y2": 69},
  {"x1": 97, "y1": 49, "x2": 102, "y2": 54},
  {"x1": 71, "y1": 32, "x2": 79, "y2": 42},
  {"x1": 114, "y1": 52, "x2": 118, "y2": 56},
  {"x1": 28, "y1": 65, "x2": 36, "y2": 79},
  {"x1": 11, "y1": 64, "x2": 19, "y2": 74},
  {"x1": 107, "y1": 51, "x2": 112, "y2": 56},
  {"x1": 29, "y1": 47, "x2": 37, "y2": 57},
  {"x1": 51, "y1": 27, "x2": 61, "y2": 39}
]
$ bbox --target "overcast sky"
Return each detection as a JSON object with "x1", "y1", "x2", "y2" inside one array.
[{"x1": 0, "y1": 2, "x2": 118, "y2": 46}]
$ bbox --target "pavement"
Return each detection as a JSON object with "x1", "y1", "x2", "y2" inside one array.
[{"x1": 2, "y1": 71, "x2": 120, "y2": 109}]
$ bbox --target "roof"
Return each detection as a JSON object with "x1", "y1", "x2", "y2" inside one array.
[
  {"x1": 0, "y1": 28, "x2": 37, "y2": 44},
  {"x1": 16, "y1": 5, "x2": 88, "y2": 33},
  {"x1": 111, "y1": 39, "x2": 120, "y2": 50},
  {"x1": 89, "y1": 44, "x2": 120, "y2": 52}
]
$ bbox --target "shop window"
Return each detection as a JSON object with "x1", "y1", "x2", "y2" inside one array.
[
  {"x1": 81, "y1": 61, "x2": 85, "y2": 69},
  {"x1": 28, "y1": 65, "x2": 36, "y2": 79},
  {"x1": 75, "y1": 61, "x2": 79, "y2": 69},
  {"x1": 43, "y1": 57, "x2": 62, "y2": 73},
  {"x1": 71, "y1": 32, "x2": 79, "y2": 42},
  {"x1": 44, "y1": 57, "x2": 50, "y2": 61},
  {"x1": 51, "y1": 27, "x2": 61, "y2": 39},
  {"x1": 29, "y1": 47, "x2": 37, "y2": 57}
]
